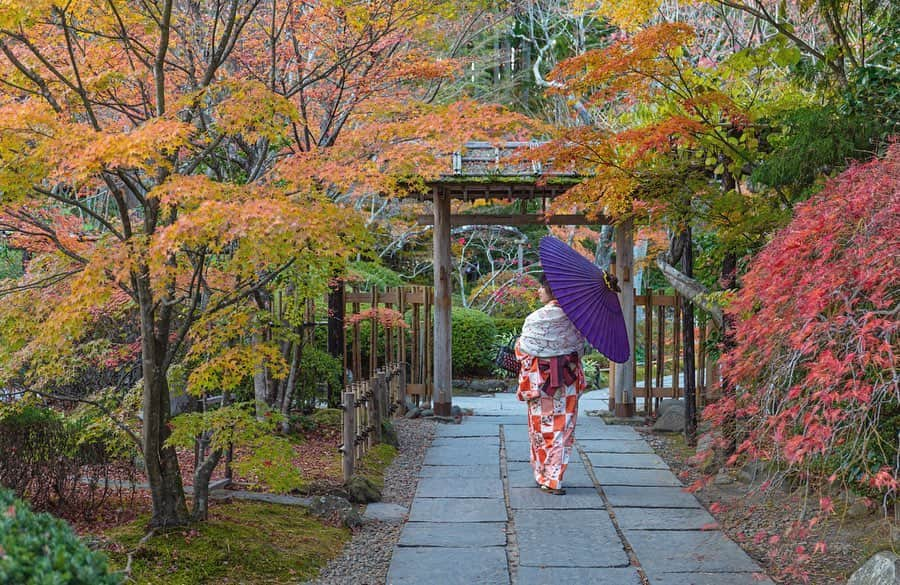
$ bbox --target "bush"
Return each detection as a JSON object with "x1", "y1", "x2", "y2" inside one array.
[
  {"x1": 712, "y1": 145, "x2": 899, "y2": 495},
  {"x1": 452, "y1": 307, "x2": 497, "y2": 376},
  {"x1": 0, "y1": 402, "x2": 136, "y2": 518},
  {"x1": 311, "y1": 408, "x2": 342, "y2": 429},
  {"x1": 493, "y1": 317, "x2": 525, "y2": 337},
  {"x1": 0, "y1": 488, "x2": 120, "y2": 584},
  {"x1": 296, "y1": 348, "x2": 343, "y2": 411}
]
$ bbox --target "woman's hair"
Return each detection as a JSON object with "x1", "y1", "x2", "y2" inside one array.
[
  {"x1": 603, "y1": 271, "x2": 622, "y2": 293},
  {"x1": 537, "y1": 273, "x2": 555, "y2": 298}
]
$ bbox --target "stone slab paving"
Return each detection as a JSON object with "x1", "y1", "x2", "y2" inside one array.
[
  {"x1": 508, "y1": 487, "x2": 604, "y2": 510},
  {"x1": 423, "y1": 445, "x2": 498, "y2": 466},
  {"x1": 587, "y1": 452, "x2": 670, "y2": 469},
  {"x1": 592, "y1": 466, "x2": 684, "y2": 487},
  {"x1": 515, "y1": 509, "x2": 628, "y2": 568},
  {"x1": 397, "y1": 522, "x2": 506, "y2": 548},
  {"x1": 626, "y1": 530, "x2": 771, "y2": 578},
  {"x1": 387, "y1": 407, "x2": 770, "y2": 585},
  {"x1": 579, "y1": 439, "x2": 656, "y2": 453},
  {"x1": 418, "y1": 464, "x2": 498, "y2": 478},
  {"x1": 614, "y1": 507, "x2": 717, "y2": 531},
  {"x1": 517, "y1": 566, "x2": 643, "y2": 585},
  {"x1": 415, "y1": 477, "x2": 504, "y2": 499},
  {"x1": 603, "y1": 485, "x2": 703, "y2": 509},
  {"x1": 407, "y1": 497, "x2": 507, "y2": 523},
  {"x1": 386, "y1": 547, "x2": 510, "y2": 585}
]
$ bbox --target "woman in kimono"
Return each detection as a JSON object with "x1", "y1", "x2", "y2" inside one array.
[{"x1": 515, "y1": 274, "x2": 587, "y2": 495}]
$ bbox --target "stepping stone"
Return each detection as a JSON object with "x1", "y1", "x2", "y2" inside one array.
[
  {"x1": 419, "y1": 464, "x2": 498, "y2": 479},
  {"x1": 646, "y1": 571, "x2": 774, "y2": 584},
  {"x1": 432, "y1": 436, "x2": 499, "y2": 448},
  {"x1": 518, "y1": 566, "x2": 642, "y2": 585},
  {"x1": 386, "y1": 547, "x2": 510, "y2": 585},
  {"x1": 626, "y1": 530, "x2": 764, "y2": 575},
  {"x1": 577, "y1": 426, "x2": 640, "y2": 440},
  {"x1": 398, "y1": 521, "x2": 506, "y2": 548},
  {"x1": 579, "y1": 439, "x2": 654, "y2": 454},
  {"x1": 587, "y1": 453, "x2": 669, "y2": 469},
  {"x1": 408, "y1": 498, "x2": 507, "y2": 523},
  {"x1": 602, "y1": 486, "x2": 702, "y2": 509},
  {"x1": 435, "y1": 423, "x2": 500, "y2": 437},
  {"x1": 516, "y1": 509, "x2": 628, "y2": 568},
  {"x1": 506, "y1": 462, "x2": 594, "y2": 488},
  {"x1": 504, "y1": 441, "x2": 531, "y2": 462},
  {"x1": 475, "y1": 415, "x2": 526, "y2": 425},
  {"x1": 424, "y1": 445, "x2": 497, "y2": 466},
  {"x1": 614, "y1": 507, "x2": 717, "y2": 531},
  {"x1": 593, "y1": 467, "x2": 682, "y2": 487},
  {"x1": 508, "y1": 487, "x2": 603, "y2": 510},
  {"x1": 362, "y1": 502, "x2": 407, "y2": 523},
  {"x1": 415, "y1": 477, "x2": 503, "y2": 499}
]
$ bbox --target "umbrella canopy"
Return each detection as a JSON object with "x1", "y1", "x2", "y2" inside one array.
[{"x1": 538, "y1": 236, "x2": 630, "y2": 363}]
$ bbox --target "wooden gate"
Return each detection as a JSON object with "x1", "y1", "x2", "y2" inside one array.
[
  {"x1": 344, "y1": 285, "x2": 433, "y2": 406},
  {"x1": 610, "y1": 289, "x2": 720, "y2": 416}
]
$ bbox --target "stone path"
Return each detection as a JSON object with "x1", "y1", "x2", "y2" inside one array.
[{"x1": 385, "y1": 392, "x2": 772, "y2": 585}]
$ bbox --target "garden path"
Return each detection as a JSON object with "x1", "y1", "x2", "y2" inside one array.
[{"x1": 385, "y1": 391, "x2": 772, "y2": 585}]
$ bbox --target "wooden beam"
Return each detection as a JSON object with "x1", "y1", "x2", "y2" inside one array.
[
  {"x1": 432, "y1": 188, "x2": 453, "y2": 417},
  {"x1": 416, "y1": 213, "x2": 607, "y2": 226}
]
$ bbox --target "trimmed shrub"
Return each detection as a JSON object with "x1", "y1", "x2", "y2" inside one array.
[
  {"x1": 296, "y1": 348, "x2": 343, "y2": 411},
  {"x1": 452, "y1": 307, "x2": 497, "y2": 376},
  {"x1": 493, "y1": 317, "x2": 525, "y2": 337},
  {"x1": 0, "y1": 488, "x2": 120, "y2": 584}
]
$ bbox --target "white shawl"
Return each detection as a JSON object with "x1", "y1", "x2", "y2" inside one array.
[{"x1": 518, "y1": 301, "x2": 585, "y2": 358}]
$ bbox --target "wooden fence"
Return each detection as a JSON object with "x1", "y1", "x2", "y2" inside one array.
[
  {"x1": 341, "y1": 363, "x2": 406, "y2": 481},
  {"x1": 344, "y1": 285, "x2": 433, "y2": 406},
  {"x1": 609, "y1": 290, "x2": 721, "y2": 416}
]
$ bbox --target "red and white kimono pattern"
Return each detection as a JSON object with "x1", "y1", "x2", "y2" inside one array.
[{"x1": 515, "y1": 343, "x2": 587, "y2": 490}]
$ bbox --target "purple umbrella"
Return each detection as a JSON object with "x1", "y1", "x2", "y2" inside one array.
[{"x1": 539, "y1": 236, "x2": 630, "y2": 363}]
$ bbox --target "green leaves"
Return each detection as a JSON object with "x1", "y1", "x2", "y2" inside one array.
[{"x1": 166, "y1": 403, "x2": 304, "y2": 494}]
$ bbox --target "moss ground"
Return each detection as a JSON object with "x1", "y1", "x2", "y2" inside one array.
[{"x1": 103, "y1": 500, "x2": 349, "y2": 585}]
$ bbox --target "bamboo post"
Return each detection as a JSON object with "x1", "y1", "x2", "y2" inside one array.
[
  {"x1": 673, "y1": 297, "x2": 681, "y2": 399},
  {"x1": 697, "y1": 320, "x2": 707, "y2": 407},
  {"x1": 656, "y1": 300, "x2": 665, "y2": 391},
  {"x1": 644, "y1": 289, "x2": 653, "y2": 415},
  {"x1": 398, "y1": 364, "x2": 408, "y2": 416},
  {"x1": 373, "y1": 371, "x2": 385, "y2": 443},
  {"x1": 370, "y1": 288, "x2": 378, "y2": 377},
  {"x1": 342, "y1": 390, "x2": 355, "y2": 482}
]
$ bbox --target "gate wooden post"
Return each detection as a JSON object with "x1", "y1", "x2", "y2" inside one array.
[
  {"x1": 433, "y1": 188, "x2": 453, "y2": 416},
  {"x1": 342, "y1": 390, "x2": 355, "y2": 482}
]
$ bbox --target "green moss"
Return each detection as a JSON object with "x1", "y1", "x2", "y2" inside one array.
[
  {"x1": 104, "y1": 501, "x2": 349, "y2": 585},
  {"x1": 357, "y1": 443, "x2": 397, "y2": 490}
]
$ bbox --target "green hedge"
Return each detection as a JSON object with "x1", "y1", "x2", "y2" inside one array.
[
  {"x1": 452, "y1": 307, "x2": 497, "y2": 376},
  {"x1": 0, "y1": 488, "x2": 120, "y2": 584},
  {"x1": 493, "y1": 317, "x2": 525, "y2": 338}
]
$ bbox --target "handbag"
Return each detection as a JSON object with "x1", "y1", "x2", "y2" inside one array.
[{"x1": 494, "y1": 337, "x2": 520, "y2": 375}]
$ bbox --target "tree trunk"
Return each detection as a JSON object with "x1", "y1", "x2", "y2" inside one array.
[
  {"x1": 655, "y1": 256, "x2": 723, "y2": 328},
  {"x1": 719, "y1": 251, "x2": 739, "y2": 454},
  {"x1": 327, "y1": 280, "x2": 344, "y2": 406},
  {"x1": 679, "y1": 227, "x2": 697, "y2": 446},
  {"x1": 594, "y1": 225, "x2": 613, "y2": 270},
  {"x1": 280, "y1": 339, "x2": 302, "y2": 432},
  {"x1": 140, "y1": 323, "x2": 190, "y2": 527},
  {"x1": 253, "y1": 332, "x2": 269, "y2": 419},
  {"x1": 191, "y1": 443, "x2": 223, "y2": 522}
]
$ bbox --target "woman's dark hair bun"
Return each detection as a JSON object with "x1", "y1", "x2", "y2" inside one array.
[{"x1": 602, "y1": 271, "x2": 622, "y2": 293}]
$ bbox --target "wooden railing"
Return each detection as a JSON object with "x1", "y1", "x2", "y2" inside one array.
[
  {"x1": 340, "y1": 362, "x2": 407, "y2": 482},
  {"x1": 609, "y1": 290, "x2": 721, "y2": 416},
  {"x1": 344, "y1": 285, "x2": 433, "y2": 406}
]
